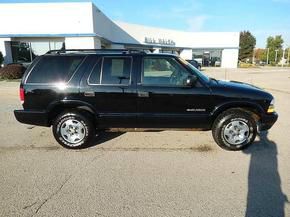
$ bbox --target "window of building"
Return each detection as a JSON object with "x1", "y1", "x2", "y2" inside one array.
[
  {"x1": 142, "y1": 57, "x2": 190, "y2": 86},
  {"x1": 26, "y1": 56, "x2": 84, "y2": 84},
  {"x1": 192, "y1": 49, "x2": 222, "y2": 67},
  {"x1": 11, "y1": 41, "x2": 32, "y2": 63},
  {"x1": 101, "y1": 57, "x2": 131, "y2": 85},
  {"x1": 30, "y1": 42, "x2": 50, "y2": 56},
  {"x1": 10, "y1": 41, "x2": 65, "y2": 64}
]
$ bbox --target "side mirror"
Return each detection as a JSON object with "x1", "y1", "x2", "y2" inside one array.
[{"x1": 184, "y1": 75, "x2": 198, "y2": 87}]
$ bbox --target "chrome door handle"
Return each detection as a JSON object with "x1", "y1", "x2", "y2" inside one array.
[
  {"x1": 84, "y1": 91, "x2": 95, "y2": 97},
  {"x1": 138, "y1": 91, "x2": 149, "y2": 98}
]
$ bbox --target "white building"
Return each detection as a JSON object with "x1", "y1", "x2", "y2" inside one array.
[{"x1": 0, "y1": 2, "x2": 240, "y2": 68}]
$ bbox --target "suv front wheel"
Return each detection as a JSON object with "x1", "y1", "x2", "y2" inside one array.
[
  {"x1": 52, "y1": 111, "x2": 95, "y2": 149},
  {"x1": 212, "y1": 109, "x2": 257, "y2": 151}
]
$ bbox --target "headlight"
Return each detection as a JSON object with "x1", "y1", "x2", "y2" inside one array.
[{"x1": 267, "y1": 99, "x2": 275, "y2": 113}]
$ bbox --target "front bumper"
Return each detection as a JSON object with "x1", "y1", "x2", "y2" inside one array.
[
  {"x1": 259, "y1": 112, "x2": 278, "y2": 131},
  {"x1": 14, "y1": 110, "x2": 50, "y2": 127}
]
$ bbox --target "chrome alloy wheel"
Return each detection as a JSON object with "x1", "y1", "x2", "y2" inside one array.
[
  {"x1": 60, "y1": 119, "x2": 86, "y2": 145},
  {"x1": 223, "y1": 120, "x2": 250, "y2": 145}
]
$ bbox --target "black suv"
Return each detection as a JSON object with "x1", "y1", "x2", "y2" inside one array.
[{"x1": 14, "y1": 49, "x2": 278, "y2": 151}]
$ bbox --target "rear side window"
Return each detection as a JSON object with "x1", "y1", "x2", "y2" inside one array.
[{"x1": 26, "y1": 56, "x2": 84, "y2": 83}]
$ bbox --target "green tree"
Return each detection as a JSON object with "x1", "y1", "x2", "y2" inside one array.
[
  {"x1": 0, "y1": 51, "x2": 4, "y2": 67},
  {"x1": 239, "y1": 31, "x2": 256, "y2": 62},
  {"x1": 266, "y1": 35, "x2": 284, "y2": 63},
  {"x1": 254, "y1": 48, "x2": 267, "y2": 62}
]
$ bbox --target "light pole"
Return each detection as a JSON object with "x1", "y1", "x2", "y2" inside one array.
[
  {"x1": 252, "y1": 48, "x2": 255, "y2": 64},
  {"x1": 282, "y1": 49, "x2": 285, "y2": 67},
  {"x1": 266, "y1": 48, "x2": 269, "y2": 65},
  {"x1": 287, "y1": 45, "x2": 290, "y2": 66},
  {"x1": 287, "y1": 47, "x2": 290, "y2": 65},
  {"x1": 275, "y1": 49, "x2": 279, "y2": 64}
]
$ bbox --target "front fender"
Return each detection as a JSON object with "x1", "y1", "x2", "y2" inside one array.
[{"x1": 211, "y1": 101, "x2": 265, "y2": 120}]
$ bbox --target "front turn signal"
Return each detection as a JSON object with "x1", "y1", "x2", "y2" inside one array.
[
  {"x1": 267, "y1": 105, "x2": 275, "y2": 113},
  {"x1": 267, "y1": 99, "x2": 275, "y2": 113}
]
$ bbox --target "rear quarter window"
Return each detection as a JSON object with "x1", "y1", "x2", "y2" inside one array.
[{"x1": 26, "y1": 55, "x2": 84, "y2": 84}]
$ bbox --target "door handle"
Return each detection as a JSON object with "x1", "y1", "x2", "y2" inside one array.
[
  {"x1": 138, "y1": 91, "x2": 149, "y2": 98},
  {"x1": 84, "y1": 91, "x2": 95, "y2": 97}
]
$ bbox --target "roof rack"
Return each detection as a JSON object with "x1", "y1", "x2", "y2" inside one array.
[{"x1": 46, "y1": 49, "x2": 147, "y2": 55}]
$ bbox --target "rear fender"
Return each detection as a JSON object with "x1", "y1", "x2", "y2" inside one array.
[{"x1": 47, "y1": 100, "x2": 98, "y2": 125}]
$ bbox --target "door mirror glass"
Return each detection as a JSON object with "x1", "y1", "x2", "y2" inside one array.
[{"x1": 184, "y1": 75, "x2": 198, "y2": 87}]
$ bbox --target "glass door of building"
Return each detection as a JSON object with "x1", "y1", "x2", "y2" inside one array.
[{"x1": 192, "y1": 49, "x2": 222, "y2": 67}]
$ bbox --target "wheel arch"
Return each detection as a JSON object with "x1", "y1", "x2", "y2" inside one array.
[
  {"x1": 210, "y1": 101, "x2": 264, "y2": 127},
  {"x1": 47, "y1": 100, "x2": 97, "y2": 126}
]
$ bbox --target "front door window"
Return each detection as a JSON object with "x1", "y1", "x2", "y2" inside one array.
[{"x1": 142, "y1": 57, "x2": 190, "y2": 86}]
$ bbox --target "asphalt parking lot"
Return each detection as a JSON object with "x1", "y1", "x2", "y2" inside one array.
[{"x1": 0, "y1": 67, "x2": 289, "y2": 217}]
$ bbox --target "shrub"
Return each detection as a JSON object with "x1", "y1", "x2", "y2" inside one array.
[
  {"x1": 0, "y1": 64, "x2": 25, "y2": 79},
  {"x1": 239, "y1": 62, "x2": 258, "y2": 68},
  {"x1": 0, "y1": 51, "x2": 3, "y2": 67}
]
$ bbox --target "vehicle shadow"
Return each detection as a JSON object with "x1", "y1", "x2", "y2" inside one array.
[
  {"x1": 243, "y1": 131, "x2": 288, "y2": 217},
  {"x1": 85, "y1": 131, "x2": 125, "y2": 149}
]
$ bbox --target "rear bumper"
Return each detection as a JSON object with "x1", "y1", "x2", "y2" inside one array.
[
  {"x1": 259, "y1": 112, "x2": 278, "y2": 131},
  {"x1": 14, "y1": 110, "x2": 50, "y2": 127}
]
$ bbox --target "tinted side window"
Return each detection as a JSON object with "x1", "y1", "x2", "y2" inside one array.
[
  {"x1": 143, "y1": 57, "x2": 190, "y2": 86},
  {"x1": 101, "y1": 57, "x2": 131, "y2": 85},
  {"x1": 88, "y1": 59, "x2": 102, "y2": 84},
  {"x1": 26, "y1": 56, "x2": 84, "y2": 83}
]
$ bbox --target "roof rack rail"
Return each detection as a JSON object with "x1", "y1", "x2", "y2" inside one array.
[{"x1": 46, "y1": 49, "x2": 147, "y2": 54}]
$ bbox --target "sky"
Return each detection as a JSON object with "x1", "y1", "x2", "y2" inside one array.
[{"x1": 0, "y1": 0, "x2": 289, "y2": 48}]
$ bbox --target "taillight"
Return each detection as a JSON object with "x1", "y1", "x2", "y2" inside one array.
[{"x1": 20, "y1": 87, "x2": 25, "y2": 104}]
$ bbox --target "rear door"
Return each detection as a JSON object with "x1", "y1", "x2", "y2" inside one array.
[
  {"x1": 136, "y1": 56, "x2": 212, "y2": 129},
  {"x1": 81, "y1": 55, "x2": 137, "y2": 128}
]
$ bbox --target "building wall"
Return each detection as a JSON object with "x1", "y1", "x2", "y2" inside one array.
[
  {"x1": 180, "y1": 49, "x2": 193, "y2": 60},
  {"x1": 0, "y1": 2, "x2": 240, "y2": 68},
  {"x1": 65, "y1": 37, "x2": 101, "y2": 49},
  {"x1": 113, "y1": 22, "x2": 240, "y2": 68},
  {"x1": 115, "y1": 22, "x2": 240, "y2": 49},
  {"x1": 92, "y1": 5, "x2": 140, "y2": 45},
  {"x1": 221, "y1": 49, "x2": 239, "y2": 68},
  {"x1": 12, "y1": 37, "x2": 64, "y2": 43},
  {"x1": 0, "y1": 2, "x2": 94, "y2": 35},
  {"x1": 0, "y1": 38, "x2": 12, "y2": 65},
  {"x1": 110, "y1": 44, "x2": 125, "y2": 49}
]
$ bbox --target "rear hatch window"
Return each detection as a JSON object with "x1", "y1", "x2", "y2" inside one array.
[{"x1": 26, "y1": 55, "x2": 84, "y2": 84}]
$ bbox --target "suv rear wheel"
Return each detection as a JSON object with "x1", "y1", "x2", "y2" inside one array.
[
  {"x1": 212, "y1": 109, "x2": 257, "y2": 151},
  {"x1": 52, "y1": 111, "x2": 95, "y2": 149}
]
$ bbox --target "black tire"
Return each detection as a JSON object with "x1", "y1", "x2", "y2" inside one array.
[
  {"x1": 212, "y1": 109, "x2": 257, "y2": 151},
  {"x1": 52, "y1": 111, "x2": 95, "y2": 149}
]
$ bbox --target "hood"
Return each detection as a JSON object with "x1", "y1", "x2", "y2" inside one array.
[
  {"x1": 211, "y1": 79, "x2": 273, "y2": 100},
  {"x1": 217, "y1": 80, "x2": 262, "y2": 91}
]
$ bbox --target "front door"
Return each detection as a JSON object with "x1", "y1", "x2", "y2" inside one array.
[{"x1": 137, "y1": 56, "x2": 212, "y2": 129}]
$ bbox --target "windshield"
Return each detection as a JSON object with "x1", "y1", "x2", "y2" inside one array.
[{"x1": 178, "y1": 57, "x2": 211, "y2": 83}]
